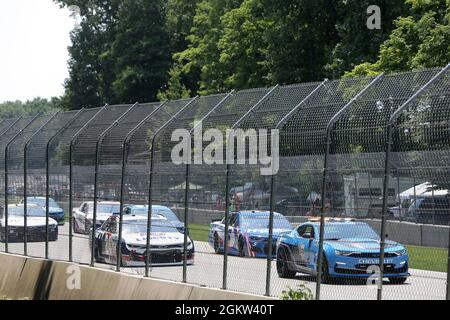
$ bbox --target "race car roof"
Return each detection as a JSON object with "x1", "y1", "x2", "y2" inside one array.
[{"x1": 237, "y1": 210, "x2": 284, "y2": 217}]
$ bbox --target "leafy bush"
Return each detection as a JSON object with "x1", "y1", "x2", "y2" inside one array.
[{"x1": 280, "y1": 284, "x2": 314, "y2": 300}]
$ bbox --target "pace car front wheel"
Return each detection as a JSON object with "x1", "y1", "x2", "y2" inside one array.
[
  {"x1": 276, "y1": 248, "x2": 296, "y2": 279},
  {"x1": 319, "y1": 255, "x2": 331, "y2": 284}
]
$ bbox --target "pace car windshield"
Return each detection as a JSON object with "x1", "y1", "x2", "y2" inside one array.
[
  {"x1": 240, "y1": 215, "x2": 291, "y2": 229},
  {"x1": 9, "y1": 206, "x2": 46, "y2": 217},
  {"x1": 122, "y1": 220, "x2": 178, "y2": 233},
  {"x1": 323, "y1": 223, "x2": 379, "y2": 241}
]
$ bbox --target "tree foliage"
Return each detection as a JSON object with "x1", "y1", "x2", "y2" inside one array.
[
  {"x1": 0, "y1": 98, "x2": 61, "y2": 120},
  {"x1": 346, "y1": 0, "x2": 450, "y2": 76},
  {"x1": 38, "y1": 0, "x2": 450, "y2": 110}
]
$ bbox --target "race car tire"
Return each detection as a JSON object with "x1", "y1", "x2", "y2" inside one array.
[
  {"x1": 388, "y1": 277, "x2": 407, "y2": 284},
  {"x1": 84, "y1": 221, "x2": 91, "y2": 235},
  {"x1": 320, "y1": 255, "x2": 331, "y2": 284},
  {"x1": 213, "y1": 233, "x2": 221, "y2": 254},
  {"x1": 238, "y1": 237, "x2": 245, "y2": 257},
  {"x1": 72, "y1": 218, "x2": 78, "y2": 234},
  {"x1": 276, "y1": 248, "x2": 296, "y2": 279},
  {"x1": 94, "y1": 245, "x2": 103, "y2": 263}
]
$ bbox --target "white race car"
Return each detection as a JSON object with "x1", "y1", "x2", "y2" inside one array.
[
  {"x1": 72, "y1": 201, "x2": 121, "y2": 234},
  {"x1": 92, "y1": 215, "x2": 195, "y2": 267},
  {"x1": 0, "y1": 204, "x2": 58, "y2": 242}
]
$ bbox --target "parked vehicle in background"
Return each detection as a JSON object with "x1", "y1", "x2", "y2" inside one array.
[
  {"x1": 0, "y1": 204, "x2": 58, "y2": 242},
  {"x1": 405, "y1": 191, "x2": 450, "y2": 225},
  {"x1": 92, "y1": 215, "x2": 194, "y2": 266},
  {"x1": 123, "y1": 204, "x2": 185, "y2": 233},
  {"x1": 73, "y1": 201, "x2": 121, "y2": 234},
  {"x1": 276, "y1": 219, "x2": 409, "y2": 284},
  {"x1": 209, "y1": 211, "x2": 292, "y2": 258},
  {"x1": 20, "y1": 197, "x2": 65, "y2": 225}
]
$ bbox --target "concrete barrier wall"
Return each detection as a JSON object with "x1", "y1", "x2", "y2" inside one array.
[{"x1": 0, "y1": 253, "x2": 273, "y2": 300}]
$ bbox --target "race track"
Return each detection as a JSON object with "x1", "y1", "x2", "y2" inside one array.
[{"x1": 1, "y1": 224, "x2": 446, "y2": 300}]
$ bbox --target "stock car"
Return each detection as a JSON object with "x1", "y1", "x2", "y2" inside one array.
[
  {"x1": 92, "y1": 215, "x2": 194, "y2": 266},
  {"x1": 209, "y1": 211, "x2": 293, "y2": 258},
  {"x1": 20, "y1": 197, "x2": 65, "y2": 225},
  {"x1": 123, "y1": 204, "x2": 185, "y2": 233},
  {"x1": 73, "y1": 201, "x2": 120, "y2": 234},
  {"x1": 0, "y1": 204, "x2": 58, "y2": 242},
  {"x1": 276, "y1": 219, "x2": 409, "y2": 284}
]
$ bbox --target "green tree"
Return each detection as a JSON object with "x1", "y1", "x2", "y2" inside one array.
[
  {"x1": 55, "y1": 0, "x2": 121, "y2": 109},
  {"x1": 0, "y1": 98, "x2": 61, "y2": 120},
  {"x1": 111, "y1": 0, "x2": 171, "y2": 103},
  {"x1": 347, "y1": 0, "x2": 450, "y2": 76}
]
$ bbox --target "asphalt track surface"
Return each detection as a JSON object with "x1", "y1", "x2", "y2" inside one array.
[{"x1": 1, "y1": 224, "x2": 447, "y2": 300}]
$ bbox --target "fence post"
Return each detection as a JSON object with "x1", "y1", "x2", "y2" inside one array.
[
  {"x1": 0, "y1": 117, "x2": 22, "y2": 251},
  {"x1": 265, "y1": 80, "x2": 327, "y2": 296},
  {"x1": 4, "y1": 114, "x2": 41, "y2": 253},
  {"x1": 145, "y1": 97, "x2": 199, "y2": 278},
  {"x1": 116, "y1": 100, "x2": 168, "y2": 272},
  {"x1": 379, "y1": 64, "x2": 449, "y2": 300},
  {"x1": 222, "y1": 85, "x2": 279, "y2": 291},
  {"x1": 181, "y1": 91, "x2": 234, "y2": 283},
  {"x1": 91, "y1": 102, "x2": 139, "y2": 267},
  {"x1": 316, "y1": 73, "x2": 385, "y2": 300},
  {"x1": 45, "y1": 108, "x2": 85, "y2": 259},
  {"x1": 23, "y1": 112, "x2": 60, "y2": 256},
  {"x1": 69, "y1": 105, "x2": 108, "y2": 262}
]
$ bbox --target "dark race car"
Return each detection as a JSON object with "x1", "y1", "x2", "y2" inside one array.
[{"x1": 209, "y1": 210, "x2": 292, "y2": 258}]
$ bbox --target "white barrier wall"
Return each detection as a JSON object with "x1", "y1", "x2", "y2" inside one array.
[{"x1": 0, "y1": 253, "x2": 273, "y2": 300}]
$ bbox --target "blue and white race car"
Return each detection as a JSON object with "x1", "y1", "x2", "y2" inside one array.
[
  {"x1": 92, "y1": 215, "x2": 194, "y2": 267},
  {"x1": 276, "y1": 219, "x2": 409, "y2": 284},
  {"x1": 209, "y1": 211, "x2": 292, "y2": 258},
  {"x1": 21, "y1": 197, "x2": 65, "y2": 225}
]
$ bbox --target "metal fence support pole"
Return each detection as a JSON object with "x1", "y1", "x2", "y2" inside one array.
[
  {"x1": 265, "y1": 80, "x2": 327, "y2": 296},
  {"x1": 316, "y1": 73, "x2": 385, "y2": 300},
  {"x1": 24, "y1": 112, "x2": 59, "y2": 256},
  {"x1": 116, "y1": 101, "x2": 168, "y2": 272},
  {"x1": 222, "y1": 85, "x2": 279, "y2": 291},
  {"x1": 4, "y1": 114, "x2": 41, "y2": 253},
  {"x1": 182, "y1": 163, "x2": 191, "y2": 283},
  {"x1": 45, "y1": 108, "x2": 85, "y2": 259},
  {"x1": 181, "y1": 91, "x2": 234, "y2": 283},
  {"x1": 69, "y1": 105, "x2": 108, "y2": 262},
  {"x1": 91, "y1": 102, "x2": 139, "y2": 267},
  {"x1": 379, "y1": 64, "x2": 449, "y2": 301},
  {"x1": 0, "y1": 117, "x2": 22, "y2": 251},
  {"x1": 144, "y1": 97, "x2": 199, "y2": 278}
]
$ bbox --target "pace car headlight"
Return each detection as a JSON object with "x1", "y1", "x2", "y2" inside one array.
[
  {"x1": 187, "y1": 240, "x2": 194, "y2": 250},
  {"x1": 393, "y1": 249, "x2": 407, "y2": 256},
  {"x1": 335, "y1": 250, "x2": 353, "y2": 256}
]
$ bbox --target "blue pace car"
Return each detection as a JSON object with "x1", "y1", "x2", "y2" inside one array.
[
  {"x1": 21, "y1": 197, "x2": 65, "y2": 225},
  {"x1": 209, "y1": 211, "x2": 292, "y2": 258},
  {"x1": 276, "y1": 219, "x2": 409, "y2": 284}
]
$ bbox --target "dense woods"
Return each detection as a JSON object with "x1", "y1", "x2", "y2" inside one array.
[{"x1": 1, "y1": 0, "x2": 449, "y2": 113}]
